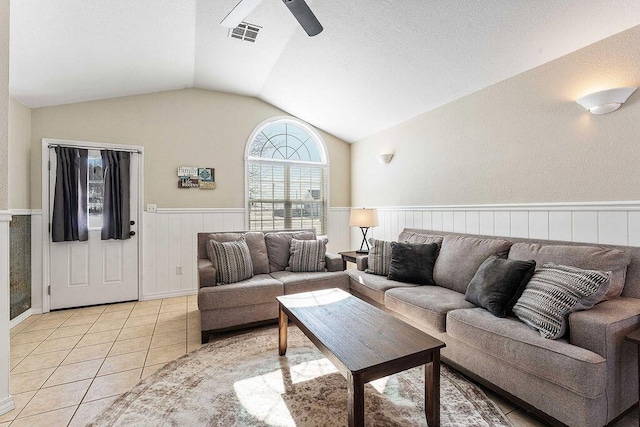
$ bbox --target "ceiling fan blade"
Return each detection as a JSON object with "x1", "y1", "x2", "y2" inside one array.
[
  {"x1": 221, "y1": 0, "x2": 264, "y2": 28},
  {"x1": 283, "y1": 0, "x2": 323, "y2": 36}
]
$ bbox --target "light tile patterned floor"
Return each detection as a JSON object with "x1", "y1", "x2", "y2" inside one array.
[
  {"x1": 3, "y1": 295, "x2": 638, "y2": 426},
  {"x1": 3, "y1": 295, "x2": 201, "y2": 426}
]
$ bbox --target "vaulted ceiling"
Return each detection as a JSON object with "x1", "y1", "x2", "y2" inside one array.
[{"x1": 9, "y1": 0, "x2": 640, "y2": 142}]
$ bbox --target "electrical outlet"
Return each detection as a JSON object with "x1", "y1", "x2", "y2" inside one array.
[
  {"x1": 147, "y1": 204, "x2": 157, "y2": 213},
  {"x1": 176, "y1": 265, "x2": 183, "y2": 275}
]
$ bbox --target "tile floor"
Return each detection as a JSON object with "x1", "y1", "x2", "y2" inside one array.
[
  {"x1": 3, "y1": 295, "x2": 202, "y2": 426},
  {"x1": 2, "y1": 295, "x2": 638, "y2": 426}
]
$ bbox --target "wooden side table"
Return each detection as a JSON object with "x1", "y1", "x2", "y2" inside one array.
[
  {"x1": 625, "y1": 328, "x2": 640, "y2": 414},
  {"x1": 339, "y1": 251, "x2": 361, "y2": 270}
]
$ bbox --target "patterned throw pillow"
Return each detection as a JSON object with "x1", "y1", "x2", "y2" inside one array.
[
  {"x1": 512, "y1": 263, "x2": 611, "y2": 339},
  {"x1": 208, "y1": 237, "x2": 254, "y2": 285},
  {"x1": 287, "y1": 239, "x2": 327, "y2": 272},
  {"x1": 365, "y1": 238, "x2": 393, "y2": 276}
]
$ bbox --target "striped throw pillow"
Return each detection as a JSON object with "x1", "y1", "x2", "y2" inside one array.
[
  {"x1": 287, "y1": 239, "x2": 327, "y2": 272},
  {"x1": 365, "y1": 238, "x2": 393, "y2": 276},
  {"x1": 512, "y1": 263, "x2": 611, "y2": 339},
  {"x1": 208, "y1": 237, "x2": 254, "y2": 285}
]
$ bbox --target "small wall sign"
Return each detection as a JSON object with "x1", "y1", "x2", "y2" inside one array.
[{"x1": 178, "y1": 166, "x2": 216, "y2": 189}]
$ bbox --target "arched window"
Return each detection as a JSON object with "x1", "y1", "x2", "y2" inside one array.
[{"x1": 246, "y1": 118, "x2": 329, "y2": 234}]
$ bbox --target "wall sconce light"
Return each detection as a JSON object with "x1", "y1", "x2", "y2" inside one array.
[
  {"x1": 577, "y1": 87, "x2": 637, "y2": 115},
  {"x1": 377, "y1": 153, "x2": 394, "y2": 164}
]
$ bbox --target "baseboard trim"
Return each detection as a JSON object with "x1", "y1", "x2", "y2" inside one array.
[
  {"x1": 142, "y1": 289, "x2": 197, "y2": 301},
  {"x1": 0, "y1": 396, "x2": 15, "y2": 417},
  {"x1": 9, "y1": 308, "x2": 38, "y2": 329}
]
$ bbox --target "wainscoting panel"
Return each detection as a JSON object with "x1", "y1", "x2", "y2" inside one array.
[
  {"x1": 326, "y1": 207, "x2": 351, "y2": 254},
  {"x1": 142, "y1": 208, "x2": 352, "y2": 300},
  {"x1": 357, "y1": 203, "x2": 640, "y2": 249},
  {"x1": 142, "y1": 209, "x2": 245, "y2": 300}
]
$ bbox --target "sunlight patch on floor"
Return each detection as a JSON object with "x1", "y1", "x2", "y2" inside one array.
[{"x1": 233, "y1": 357, "x2": 339, "y2": 426}]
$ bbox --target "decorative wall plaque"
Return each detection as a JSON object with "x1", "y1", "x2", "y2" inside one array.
[{"x1": 178, "y1": 166, "x2": 216, "y2": 189}]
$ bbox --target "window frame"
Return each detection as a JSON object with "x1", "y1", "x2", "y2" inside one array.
[{"x1": 244, "y1": 116, "x2": 330, "y2": 235}]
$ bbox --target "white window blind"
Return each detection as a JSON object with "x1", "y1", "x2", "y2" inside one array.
[{"x1": 247, "y1": 120, "x2": 328, "y2": 234}]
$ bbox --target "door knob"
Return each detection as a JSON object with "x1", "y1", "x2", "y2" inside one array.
[{"x1": 129, "y1": 231, "x2": 136, "y2": 236}]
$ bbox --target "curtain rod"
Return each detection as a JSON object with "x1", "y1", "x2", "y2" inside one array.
[{"x1": 48, "y1": 144, "x2": 142, "y2": 154}]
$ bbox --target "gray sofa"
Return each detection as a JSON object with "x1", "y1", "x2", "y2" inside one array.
[
  {"x1": 197, "y1": 229, "x2": 348, "y2": 343},
  {"x1": 347, "y1": 228, "x2": 640, "y2": 427}
]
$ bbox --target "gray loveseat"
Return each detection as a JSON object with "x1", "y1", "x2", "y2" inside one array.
[
  {"x1": 348, "y1": 228, "x2": 640, "y2": 427},
  {"x1": 197, "y1": 229, "x2": 348, "y2": 343}
]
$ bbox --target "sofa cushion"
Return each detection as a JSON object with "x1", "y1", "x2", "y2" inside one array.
[
  {"x1": 513, "y1": 264, "x2": 611, "y2": 339},
  {"x1": 399, "y1": 231, "x2": 444, "y2": 246},
  {"x1": 347, "y1": 269, "x2": 417, "y2": 305},
  {"x1": 433, "y1": 235, "x2": 512, "y2": 293},
  {"x1": 384, "y1": 286, "x2": 475, "y2": 332},
  {"x1": 207, "y1": 231, "x2": 270, "y2": 275},
  {"x1": 287, "y1": 238, "x2": 327, "y2": 272},
  {"x1": 465, "y1": 255, "x2": 536, "y2": 317},
  {"x1": 446, "y1": 308, "x2": 606, "y2": 399},
  {"x1": 365, "y1": 238, "x2": 393, "y2": 276},
  {"x1": 508, "y1": 242, "x2": 630, "y2": 301},
  {"x1": 270, "y1": 270, "x2": 349, "y2": 294},
  {"x1": 197, "y1": 274, "x2": 283, "y2": 310},
  {"x1": 264, "y1": 231, "x2": 315, "y2": 272},
  {"x1": 208, "y1": 238, "x2": 254, "y2": 285},
  {"x1": 388, "y1": 242, "x2": 438, "y2": 285}
]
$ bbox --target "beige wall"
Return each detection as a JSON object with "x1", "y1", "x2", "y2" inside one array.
[
  {"x1": 0, "y1": 0, "x2": 9, "y2": 210},
  {"x1": 8, "y1": 98, "x2": 31, "y2": 209},
  {"x1": 351, "y1": 25, "x2": 640, "y2": 207},
  {"x1": 31, "y1": 88, "x2": 351, "y2": 209}
]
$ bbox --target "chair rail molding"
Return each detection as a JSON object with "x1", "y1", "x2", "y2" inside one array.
[{"x1": 351, "y1": 201, "x2": 640, "y2": 248}]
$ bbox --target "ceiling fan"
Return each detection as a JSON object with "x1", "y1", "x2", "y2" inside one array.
[{"x1": 220, "y1": 0, "x2": 323, "y2": 37}]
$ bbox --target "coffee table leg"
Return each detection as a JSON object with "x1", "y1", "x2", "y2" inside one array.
[
  {"x1": 347, "y1": 371, "x2": 365, "y2": 427},
  {"x1": 425, "y1": 350, "x2": 441, "y2": 427},
  {"x1": 278, "y1": 305, "x2": 288, "y2": 356}
]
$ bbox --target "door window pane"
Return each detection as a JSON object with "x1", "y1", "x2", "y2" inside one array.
[{"x1": 88, "y1": 151, "x2": 104, "y2": 229}]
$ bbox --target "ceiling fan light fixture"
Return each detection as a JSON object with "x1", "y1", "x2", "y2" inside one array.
[{"x1": 283, "y1": 0, "x2": 323, "y2": 36}]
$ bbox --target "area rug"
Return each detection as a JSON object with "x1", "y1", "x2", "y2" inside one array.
[{"x1": 89, "y1": 326, "x2": 513, "y2": 426}]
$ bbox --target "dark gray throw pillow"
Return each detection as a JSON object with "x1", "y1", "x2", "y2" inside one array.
[
  {"x1": 465, "y1": 255, "x2": 536, "y2": 318},
  {"x1": 387, "y1": 242, "x2": 438, "y2": 285}
]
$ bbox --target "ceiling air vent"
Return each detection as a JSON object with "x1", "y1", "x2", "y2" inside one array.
[{"x1": 229, "y1": 22, "x2": 261, "y2": 43}]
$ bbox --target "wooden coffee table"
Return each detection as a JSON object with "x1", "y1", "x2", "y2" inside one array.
[{"x1": 277, "y1": 288, "x2": 445, "y2": 427}]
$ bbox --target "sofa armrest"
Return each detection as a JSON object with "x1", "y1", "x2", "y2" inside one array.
[
  {"x1": 356, "y1": 255, "x2": 368, "y2": 271},
  {"x1": 198, "y1": 258, "x2": 217, "y2": 288},
  {"x1": 325, "y1": 252, "x2": 344, "y2": 272},
  {"x1": 569, "y1": 296, "x2": 640, "y2": 418},
  {"x1": 569, "y1": 297, "x2": 640, "y2": 358}
]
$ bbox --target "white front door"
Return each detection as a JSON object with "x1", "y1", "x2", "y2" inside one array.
[{"x1": 49, "y1": 148, "x2": 140, "y2": 310}]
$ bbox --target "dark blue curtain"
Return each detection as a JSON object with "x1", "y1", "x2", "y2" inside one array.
[
  {"x1": 101, "y1": 150, "x2": 131, "y2": 240},
  {"x1": 51, "y1": 147, "x2": 88, "y2": 242}
]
